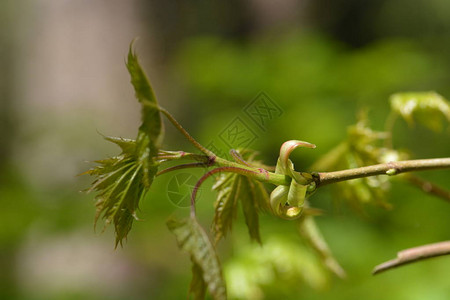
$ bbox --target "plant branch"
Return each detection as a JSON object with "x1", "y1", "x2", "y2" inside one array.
[
  {"x1": 316, "y1": 158, "x2": 450, "y2": 187},
  {"x1": 403, "y1": 174, "x2": 450, "y2": 203},
  {"x1": 149, "y1": 104, "x2": 214, "y2": 156},
  {"x1": 372, "y1": 241, "x2": 450, "y2": 275},
  {"x1": 208, "y1": 156, "x2": 290, "y2": 186},
  {"x1": 155, "y1": 150, "x2": 450, "y2": 190},
  {"x1": 156, "y1": 151, "x2": 211, "y2": 163},
  {"x1": 156, "y1": 162, "x2": 211, "y2": 176},
  {"x1": 190, "y1": 166, "x2": 262, "y2": 218},
  {"x1": 156, "y1": 149, "x2": 291, "y2": 186}
]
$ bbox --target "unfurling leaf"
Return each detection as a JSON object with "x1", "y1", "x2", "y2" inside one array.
[
  {"x1": 127, "y1": 41, "x2": 163, "y2": 187},
  {"x1": 212, "y1": 150, "x2": 270, "y2": 244},
  {"x1": 310, "y1": 112, "x2": 399, "y2": 209},
  {"x1": 84, "y1": 42, "x2": 164, "y2": 246},
  {"x1": 240, "y1": 177, "x2": 263, "y2": 244},
  {"x1": 212, "y1": 172, "x2": 241, "y2": 243},
  {"x1": 390, "y1": 92, "x2": 450, "y2": 131},
  {"x1": 126, "y1": 41, "x2": 164, "y2": 147},
  {"x1": 270, "y1": 140, "x2": 315, "y2": 220},
  {"x1": 190, "y1": 259, "x2": 207, "y2": 300},
  {"x1": 84, "y1": 136, "x2": 145, "y2": 247},
  {"x1": 167, "y1": 218, "x2": 227, "y2": 300}
]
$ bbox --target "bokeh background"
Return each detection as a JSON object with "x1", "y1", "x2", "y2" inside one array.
[{"x1": 1, "y1": 0, "x2": 450, "y2": 299}]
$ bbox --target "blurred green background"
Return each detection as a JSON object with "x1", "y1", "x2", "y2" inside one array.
[{"x1": 1, "y1": 0, "x2": 449, "y2": 299}]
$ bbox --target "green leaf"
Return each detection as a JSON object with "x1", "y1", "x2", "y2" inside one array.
[
  {"x1": 84, "y1": 43, "x2": 165, "y2": 246},
  {"x1": 103, "y1": 136, "x2": 136, "y2": 153},
  {"x1": 127, "y1": 41, "x2": 164, "y2": 187},
  {"x1": 190, "y1": 259, "x2": 207, "y2": 300},
  {"x1": 126, "y1": 41, "x2": 164, "y2": 147},
  {"x1": 212, "y1": 150, "x2": 270, "y2": 243},
  {"x1": 390, "y1": 92, "x2": 450, "y2": 131},
  {"x1": 212, "y1": 173, "x2": 241, "y2": 243},
  {"x1": 310, "y1": 112, "x2": 400, "y2": 209},
  {"x1": 224, "y1": 236, "x2": 329, "y2": 299},
  {"x1": 167, "y1": 218, "x2": 227, "y2": 300},
  {"x1": 84, "y1": 137, "x2": 145, "y2": 247},
  {"x1": 246, "y1": 174, "x2": 271, "y2": 213},
  {"x1": 240, "y1": 177, "x2": 262, "y2": 244}
]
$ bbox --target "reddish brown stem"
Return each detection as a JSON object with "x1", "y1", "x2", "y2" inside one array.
[
  {"x1": 404, "y1": 174, "x2": 450, "y2": 203},
  {"x1": 190, "y1": 166, "x2": 259, "y2": 218},
  {"x1": 373, "y1": 241, "x2": 450, "y2": 275},
  {"x1": 317, "y1": 158, "x2": 450, "y2": 187},
  {"x1": 156, "y1": 162, "x2": 209, "y2": 176}
]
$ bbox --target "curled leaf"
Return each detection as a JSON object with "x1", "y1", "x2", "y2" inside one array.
[
  {"x1": 287, "y1": 180, "x2": 307, "y2": 211},
  {"x1": 269, "y1": 185, "x2": 289, "y2": 219},
  {"x1": 167, "y1": 218, "x2": 227, "y2": 300},
  {"x1": 270, "y1": 140, "x2": 315, "y2": 220},
  {"x1": 277, "y1": 140, "x2": 316, "y2": 177},
  {"x1": 269, "y1": 181, "x2": 307, "y2": 220},
  {"x1": 190, "y1": 259, "x2": 207, "y2": 300}
]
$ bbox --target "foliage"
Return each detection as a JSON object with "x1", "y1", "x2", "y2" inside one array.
[
  {"x1": 310, "y1": 112, "x2": 396, "y2": 210},
  {"x1": 83, "y1": 42, "x2": 450, "y2": 299},
  {"x1": 212, "y1": 150, "x2": 271, "y2": 244},
  {"x1": 167, "y1": 217, "x2": 226, "y2": 300},
  {"x1": 84, "y1": 43, "x2": 163, "y2": 247},
  {"x1": 83, "y1": 136, "x2": 144, "y2": 247},
  {"x1": 390, "y1": 91, "x2": 450, "y2": 131},
  {"x1": 224, "y1": 236, "x2": 328, "y2": 300}
]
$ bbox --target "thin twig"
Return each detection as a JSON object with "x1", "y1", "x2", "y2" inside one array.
[
  {"x1": 190, "y1": 166, "x2": 260, "y2": 218},
  {"x1": 230, "y1": 149, "x2": 252, "y2": 167},
  {"x1": 156, "y1": 162, "x2": 210, "y2": 176},
  {"x1": 372, "y1": 241, "x2": 450, "y2": 275},
  {"x1": 316, "y1": 158, "x2": 450, "y2": 187},
  {"x1": 403, "y1": 174, "x2": 450, "y2": 203},
  {"x1": 159, "y1": 107, "x2": 214, "y2": 156}
]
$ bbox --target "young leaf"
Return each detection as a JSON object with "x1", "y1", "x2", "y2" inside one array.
[
  {"x1": 247, "y1": 175, "x2": 271, "y2": 213},
  {"x1": 167, "y1": 218, "x2": 227, "y2": 300},
  {"x1": 84, "y1": 136, "x2": 145, "y2": 247},
  {"x1": 240, "y1": 177, "x2": 263, "y2": 244},
  {"x1": 126, "y1": 42, "x2": 163, "y2": 188},
  {"x1": 212, "y1": 150, "x2": 270, "y2": 243},
  {"x1": 269, "y1": 140, "x2": 315, "y2": 220},
  {"x1": 84, "y1": 43, "x2": 164, "y2": 246},
  {"x1": 311, "y1": 112, "x2": 397, "y2": 208},
  {"x1": 212, "y1": 173, "x2": 241, "y2": 243},
  {"x1": 190, "y1": 259, "x2": 207, "y2": 300},
  {"x1": 126, "y1": 41, "x2": 164, "y2": 147},
  {"x1": 104, "y1": 136, "x2": 137, "y2": 153},
  {"x1": 390, "y1": 92, "x2": 450, "y2": 131}
]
